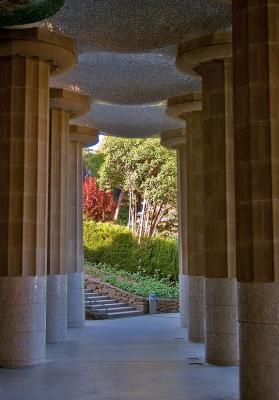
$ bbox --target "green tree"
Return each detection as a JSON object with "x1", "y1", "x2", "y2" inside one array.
[
  {"x1": 98, "y1": 137, "x2": 177, "y2": 240},
  {"x1": 83, "y1": 149, "x2": 104, "y2": 178}
]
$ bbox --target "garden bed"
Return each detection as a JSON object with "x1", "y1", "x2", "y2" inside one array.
[{"x1": 85, "y1": 262, "x2": 179, "y2": 313}]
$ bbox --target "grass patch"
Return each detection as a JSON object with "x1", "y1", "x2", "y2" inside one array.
[{"x1": 85, "y1": 261, "x2": 179, "y2": 299}]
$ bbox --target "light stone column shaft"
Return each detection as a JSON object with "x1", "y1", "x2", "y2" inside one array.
[
  {"x1": 166, "y1": 96, "x2": 206, "y2": 342},
  {"x1": 47, "y1": 89, "x2": 90, "y2": 341},
  {"x1": 68, "y1": 125, "x2": 98, "y2": 328},
  {"x1": 233, "y1": 1, "x2": 279, "y2": 398},
  {"x1": 201, "y1": 58, "x2": 238, "y2": 365},
  {"x1": 47, "y1": 108, "x2": 69, "y2": 343},
  {"x1": 177, "y1": 32, "x2": 238, "y2": 364},
  {"x1": 177, "y1": 143, "x2": 188, "y2": 328},
  {"x1": 185, "y1": 111, "x2": 205, "y2": 343},
  {"x1": 0, "y1": 28, "x2": 76, "y2": 367},
  {"x1": 161, "y1": 129, "x2": 188, "y2": 328}
]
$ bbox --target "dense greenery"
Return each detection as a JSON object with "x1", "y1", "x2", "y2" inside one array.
[
  {"x1": 97, "y1": 137, "x2": 177, "y2": 239},
  {"x1": 85, "y1": 261, "x2": 179, "y2": 299},
  {"x1": 83, "y1": 149, "x2": 104, "y2": 178},
  {"x1": 84, "y1": 221, "x2": 179, "y2": 281}
]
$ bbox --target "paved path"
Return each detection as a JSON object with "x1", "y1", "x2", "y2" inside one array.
[{"x1": 0, "y1": 314, "x2": 238, "y2": 400}]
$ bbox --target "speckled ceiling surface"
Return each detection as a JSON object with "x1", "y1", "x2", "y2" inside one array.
[
  {"x1": 45, "y1": 0, "x2": 231, "y2": 52},
  {"x1": 72, "y1": 102, "x2": 184, "y2": 138},
  {"x1": 50, "y1": 47, "x2": 201, "y2": 105},
  {"x1": 37, "y1": 0, "x2": 231, "y2": 137}
]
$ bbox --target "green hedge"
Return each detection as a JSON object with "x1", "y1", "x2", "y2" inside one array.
[{"x1": 83, "y1": 221, "x2": 178, "y2": 281}]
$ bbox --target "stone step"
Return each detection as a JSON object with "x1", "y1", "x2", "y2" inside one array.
[
  {"x1": 84, "y1": 292, "x2": 104, "y2": 298},
  {"x1": 98, "y1": 302, "x2": 127, "y2": 308},
  {"x1": 85, "y1": 295, "x2": 109, "y2": 301},
  {"x1": 92, "y1": 307, "x2": 141, "y2": 316},
  {"x1": 84, "y1": 290, "x2": 143, "y2": 319},
  {"x1": 86, "y1": 303, "x2": 125, "y2": 310},
  {"x1": 107, "y1": 310, "x2": 144, "y2": 319},
  {"x1": 90, "y1": 299, "x2": 117, "y2": 305},
  {"x1": 105, "y1": 306, "x2": 136, "y2": 313}
]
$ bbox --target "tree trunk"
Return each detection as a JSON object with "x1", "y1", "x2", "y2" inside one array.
[
  {"x1": 138, "y1": 198, "x2": 146, "y2": 244},
  {"x1": 114, "y1": 189, "x2": 125, "y2": 221}
]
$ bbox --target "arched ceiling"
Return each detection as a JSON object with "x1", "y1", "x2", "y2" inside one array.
[
  {"x1": 30, "y1": 0, "x2": 231, "y2": 138},
  {"x1": 72, "y1": 102, "x2": 184, "y2": 138},
  {"x1": 45, "y1": 0, "x2": 231, "y2": 52},
  {"x1": 51, "y1": 47, "x2": 201, "y2": 105}
]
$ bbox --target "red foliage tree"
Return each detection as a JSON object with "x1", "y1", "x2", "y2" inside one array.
[{"x1": 83, "y1": 176, "x2": 116, "y2": 221}]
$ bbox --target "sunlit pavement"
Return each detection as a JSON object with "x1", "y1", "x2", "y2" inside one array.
[{"x1": 0, "y1": 314, "x2": 238, "y2": 400}]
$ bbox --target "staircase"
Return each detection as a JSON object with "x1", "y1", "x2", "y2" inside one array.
[{"x1": 84, "y1": 289, "x2": 144, "y2": 319}]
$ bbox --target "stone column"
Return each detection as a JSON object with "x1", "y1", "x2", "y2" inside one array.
[
  {"x1": 177, "y1": 33, "x2": 238, "y2": 365},
  {"x1": 0, "y1": 28, "x2": 76, "y2": 367},
  {"x1": 233, "y1": 1, "x2": 279, "y2": 398},
  {"x1": 161, "y1": 129, "x2": 188, "y2": 328},
  {"x1": 47, "y1": 89, "x2": 90, "y2": 343},
  {"x1": 68, "y1": 125, "x2": 99, "y2": 328},
  {"x1": 167, "y1": 94, "x2": 205, "y2": 342}
]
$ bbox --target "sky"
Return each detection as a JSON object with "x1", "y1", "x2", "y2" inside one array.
[{"x1": 90, "y1": 133, "x2": 104, "y2": 151}]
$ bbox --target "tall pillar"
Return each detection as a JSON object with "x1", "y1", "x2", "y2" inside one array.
[
  {"x1": 167, "y1": 94, "x2": 205, "y2": 342},
  {"x1": 68, "y1": 125, "x2": 99, "y2": 328},
  {"x1": 47, "y1": 89, "x2": 90, "y2": 343},
  {"x1": 177, "y1": 33, "x2": 238, "y2": 365},
  {"x1": 233, "y1": 1, "x2": 279, "y2": 398},
  {"x1": 161, "y1": 129, "x2": 188, "y2": 328},
  {"x1": 0, "y1": 28, "x2": 76, "y2": 367}
]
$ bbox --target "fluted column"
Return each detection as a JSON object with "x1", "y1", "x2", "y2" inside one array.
[
  {"x1": 161, "y1": 129, "x2": 187, "y2": 328},
  {"x1": 167, "y1": 94, "x2": 205, "y2": 342},
  {"x1": 177, "y1": 33, "x2": 238, "y2": 365},
  {"x1": 0, "y1": 28, "x2": 76, "y2": 367},
  {"x1": 47, "y1": 89, "x2": 90, "y2": 343},
  {"x1": 233, "y1": 1, "x2": 279, "y2": 398},
  {"x1": 68, "y1": 125, "x2": 99, "y2": 328}
]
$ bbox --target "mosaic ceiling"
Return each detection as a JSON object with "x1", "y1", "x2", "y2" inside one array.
[
  {"x1": 51, "y1": 47, "x2": 201, "y2": 105},
  {"x1": 73, "y1": 102, "x2": 184, "y2": 138},
  {"x1": 46, "y1": 0, "x2": 231, "y2": 52},
  {"x1": 31, "y1": 1, "x2": 231, "y2": 138}
]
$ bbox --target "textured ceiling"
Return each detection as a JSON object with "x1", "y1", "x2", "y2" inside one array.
[
  {"x1": 50, "y1": 47, "x2": 201, "y2": 105},
  {"x1": 72, "y1": 102, "x2": 184, "y2": 138},
  {"x1": 40, "y1": 1, "x2": 231, "y2": 137},
  {"x1": 44, "y1": 0, "x2": 231, "y2": 52}
]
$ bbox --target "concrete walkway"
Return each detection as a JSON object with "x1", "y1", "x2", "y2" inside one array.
[{"x1": 0, "y1": 314, "x2": 238, "y2": 400}]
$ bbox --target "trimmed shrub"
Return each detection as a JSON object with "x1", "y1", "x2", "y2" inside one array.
[{"x1": 84, "y1": 221, "x2": 179, "y2": 281}]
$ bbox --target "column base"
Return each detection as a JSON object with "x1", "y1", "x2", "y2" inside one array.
[
  {"x1": 67, "y1": 272, "x2": 85, "y2": 328},
  {"x1": 239, "y1": 282, "x2": 279, "y2": 400},
  {"x1": 0, "y1": 276, "x2": 46, "y2": 367},
  {"x1": 179, "y1": 274, "x2": 188, "y2": 328},
  {"x1": 46, "y1": 274, "x2": 67, "y2": 343},
  {"x1": 188, "y1": 276, "x2": 205, "y2": 342},
  {"x1": 205, "y1": 277, "x2": 238, "y2": 365}
]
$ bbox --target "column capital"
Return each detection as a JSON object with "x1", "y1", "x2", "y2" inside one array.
[
  {"x1": 161, "y1": 128, "x2": 186, "y2": 149},
  {"x1": 69, "y1": 125, "x2": 99, "y2": 147},
  {"x1": 166, "y1": 92, "x2": 202, "y2": 120},
  {"x1": 0, "y1": 27, "x2": 76, "y2": 75},
  {"x1": 50, "y1": 88, "x2": 90, "y2": 119},
  {"x1": 176, "y1": 31, "x2": 232, "y2": 76}
]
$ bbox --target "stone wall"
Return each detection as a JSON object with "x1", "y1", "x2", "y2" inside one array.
[{"x1": 84, "y1": 275, "x2": 179, "y2": 314}]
